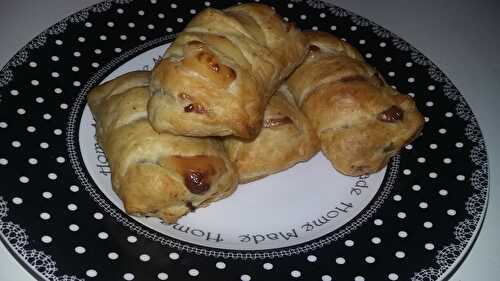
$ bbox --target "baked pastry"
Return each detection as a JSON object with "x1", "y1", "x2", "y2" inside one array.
[
  {"x1": 87, "y1": 71, "x2": 238, "y2": 223},
  {"x1": 287, "y1": 31, "x2": 424, "y2": 176},
  {"x1": 148, "y1": 3, "x2": 307, "y2": 139},
  {"x1": 224, "y1": 85, "x2": 320, "y2": 183}
]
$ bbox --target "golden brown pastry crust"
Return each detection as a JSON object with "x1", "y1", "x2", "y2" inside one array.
[
  {"x1": 224, "y1": 85, "x2": 320, "y2": 183},
  {"x1": 148, "y1": 3, "x2": 307, "y2": 139},
  {"x1": 87, "y1": 71, "x2": 238, "y2": 223},
  {"x1": 287, "y1": 31, "x2": 424, "y2": 176}
]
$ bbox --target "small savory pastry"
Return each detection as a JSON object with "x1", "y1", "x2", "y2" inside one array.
[
  {"x1": 148, "y1": 3, "x2": 307, "y2": 139},
  {"x1": 224, "y1": 85, "x2": 320, "y2": 183},
  {"x1": 87, "y1": 71, "x2": 238, "y2": 223},
  {"x1": 287, "y1": 31, "x2": 424, "y2": 176}
]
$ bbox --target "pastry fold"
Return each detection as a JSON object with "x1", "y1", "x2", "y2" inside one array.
[
  {"x1": 87, "y1": 71, "x2": 238, "y2": 223},
  {"x1": 148, "y1": 3, "x2": 307, "y2": 139},
  {"x1": 224, "y1": 85, "x2": 320, "y2": 183},
  {"x1": 287, "y1": 32, "x2": 424, "y2": 176}
]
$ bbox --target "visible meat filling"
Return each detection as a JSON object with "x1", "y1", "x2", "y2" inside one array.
[
  {"x1": 263, "y1": 116, "x2": 293, "y2": 128},
  {"x1": 179, "y1": 93, "x2": 206, "y2": 113},
  {"x1": 377, "y1": 105, "x2": 404, "y2": 122},
  {"x1": 184, "y1": 103, "x2": 206, "y2": 113},
  {"x1": 209, "y1": 61, "x2": 220, "y2": 72},
  {"x1": 308, "y1": 44, "x2": 320, "y2": 52}
]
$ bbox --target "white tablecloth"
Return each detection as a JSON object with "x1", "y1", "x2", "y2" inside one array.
[{"x1": 1, "y1": 1, "x2": 499, "y2": 280}]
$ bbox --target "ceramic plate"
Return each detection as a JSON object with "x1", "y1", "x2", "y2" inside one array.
[{"x1": 0, "y1": 0, "x2": 489, "y2": 280}]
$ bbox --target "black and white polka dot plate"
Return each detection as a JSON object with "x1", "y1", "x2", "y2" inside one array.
[{"x1": 0, "y1": 0, "x2": 489, "y2": 280}]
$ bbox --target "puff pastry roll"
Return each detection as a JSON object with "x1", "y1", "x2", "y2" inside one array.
[
  {"x1": 87, "y1": 71, "x2": 238, "y2": 223},
  {"x1": 224, "y1": 85, "x2": 320, "y2": 183},
  {"x1": 287, "y1": 32, "x2": 424, "y2": 176},
  {"x1": 148, "y1": 3, "x2": 307, "y2": 139}
]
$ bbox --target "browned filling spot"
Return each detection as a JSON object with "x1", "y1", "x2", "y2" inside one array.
[
  {"x1": 377, "y1": 105, "x2": 404, "y2": 122},
  {"x1": 209, "y1": 61, "x2": 220, "y2": 72},
  {"x1": 339, "y1": 75, "x2": 367, "y2": 83},
  {"x1": 309, "y1": 45, "x2": 320, "y2": 52},
  {"x1": 167, "y1": 155, "x2": 223, "y2": 195},
  {"x1": 263, "y1": 116, "x2": 293, "y2": 128},
  {"x1": 195, "y1": 51, "x2": 219, "y2": 68},
  {"x1": 196, "y1": 51, "x2": 237, "y2": 81},
  {"x1": 184, "y1": 171, "x2": 210, "y2": 194},
  {"x1": 184, "y1": 103, "x2": 206, "y2": 114}
]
